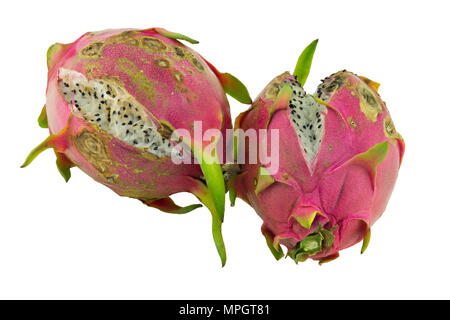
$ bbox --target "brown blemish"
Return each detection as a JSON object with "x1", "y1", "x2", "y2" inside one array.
[
  {"x1": 83, "y1": 63, "x2": 103, "y2": 79},
  {"x1": 190, "y1": 56, "x2": 205, "y2": 72},
  {"x1": 328, "y1": 145, "x2": 333, "y2": 152},
  {"x1": 108, "y1": 30, "x2": 139, "y2": 44},
  {"x1": 173, "y1": 70, "x2": 183, "y2": 83},
  {"x1": 79, "y1": 41, "x2": 104, "y2": 58},
  {"x1": 264, "y1": 72, "x2": 290, "y2": 101},
  {"x1": 154, "y1": 58, "x2": 170, "y2": 69},
  {"x1": 383, "y1": 116, "x2": 400, "y2": 140},
  {"x1": 265, "y1": 83, "x2": 281, "y2": 101},
  {"x1": 140, "y1": 36, "x2": 167, "y2": 52},
  {"x1": 357, "y1": 82, "x2": 383, "y2": 122},
  {"x1": 173, "y1": 46, "x2": 185, "y2": 58},
  {"x1": 74, "y1": 131, "x2": 112, "y2": 173},
  {"x1": 104, "y1": 174, "x2": 119, "y2": 184},
  {"x1": 117, "y1": 58, "x2": 155, "y2": 102},
  {"x1": 323, "y1": 76, "x2": 342, "y2": 96},
  {"x1": 138, "y1": 151, "x2": 162, "y2": 161},
  {"x1": 125, "y1": 39, "x2": 139, "y2": 46},
  {"x1": 348, "y1": 117, "x2": 358, "y2": 128},
  {"x1": 157, "y1": 122, "x2": 174, "y2": 140}
]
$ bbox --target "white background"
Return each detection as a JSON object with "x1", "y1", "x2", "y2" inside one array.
[{"x1": 1, "y1": 0, "x2": 449, "y2": 299}]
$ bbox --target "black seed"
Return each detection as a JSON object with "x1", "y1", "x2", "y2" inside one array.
[
  {"x1": 145, "y1": 138, "x2": 150, "y2": 143},
  {"x1": 133, "y1": 140, "x2": 138, "y2": 145},
  {"x1": 128, "y1": 121, "x2": 132, "y2": 125},
  {"x1": 318, "y1": 124, "x2": 322, "y2": 128},
  {"x1": 101, "y1": 100, "x2": 106, "y2": 104},
  {"x1": 95, "y1": 113, "x2": 100, "y2": 116},
  {"x1": 112, "y1": 111, "x2": 116, "y2": 115},
  {"x1": 76, "y1": 83, "x2": 79, "y2": 87},
  {"x1": 94, "y1": 92, "x2": 98, "y2": 99},
  {"x1": 122, "y1": 123, "x2": 126, "y2": 126},
  {"x1": 64, "y1": 83, "x2": 69, "y2": 87},
  {"x1": 309, "y1": 124, "x2": 313, "y2": 129},
  {"x1": 137, "y1": 116, "x2": 142, "y2": 120},
  {"x1": 106, "y1": 91, "x2": 111, "y2": 95},
  {"x1": 96, "y1": 118, "x2": 101, "y2": 122},
  {"x1": 124, "y1": 114, "x2": 128, "y2": 118},
  {"x1": 122, "y1": 107, "x2": 126, "y2": 111}
]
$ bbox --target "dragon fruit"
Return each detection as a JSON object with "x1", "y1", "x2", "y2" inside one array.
[
  {"x1": 230, "y1": 40, "x2": 404, "y2": 264},
  {"x1": 22, "y1": 28, "x2": 251, "y2": 266}
]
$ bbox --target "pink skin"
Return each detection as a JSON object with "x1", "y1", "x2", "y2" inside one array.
[
  {"x1": 43, "y1": 28, "x2": 231, "y2": 205},
  {"x1": 231, "y1": 71, "x2": 404, "y2": 262}
]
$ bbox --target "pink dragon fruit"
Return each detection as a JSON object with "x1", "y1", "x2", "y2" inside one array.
[
  {"x1": 230, "y1": 40, "x2": 404, "y2": 264},
  {"x1": 22, "y1": 28, "x2": 251, "y2": 266}
]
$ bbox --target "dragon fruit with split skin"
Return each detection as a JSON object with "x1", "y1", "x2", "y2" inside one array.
[
  {"x1": 22, "y1": 27, "x2": 251, "y2": 266},
  {"x1": 230, "y1": 40, "x2": 405, "y2": 264}
]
